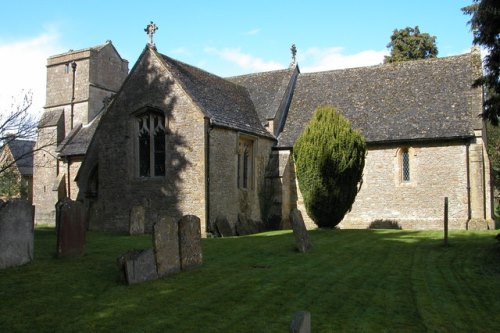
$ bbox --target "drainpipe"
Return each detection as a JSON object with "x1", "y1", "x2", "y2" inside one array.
[
  {"x1": 66, "y1": 157, "x2": 71, "y2": 199},
  {"x1": 466, "y1": 143, "x2": 471, "y2": 227},
  {"x1": 204, "y1": 117, "x2": 211, "y2": 234},
  {"x1": 70, "y1": 61, "x2": 77, "y2": 130}
]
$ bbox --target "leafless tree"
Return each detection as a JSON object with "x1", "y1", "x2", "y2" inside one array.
[{"x1": 0, "y1": 91, "x2": 55, "y2": 175}]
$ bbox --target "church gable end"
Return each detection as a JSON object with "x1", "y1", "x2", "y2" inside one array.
[{"x1": 80, "y1": 46, "x2": 207, "y2": 232}]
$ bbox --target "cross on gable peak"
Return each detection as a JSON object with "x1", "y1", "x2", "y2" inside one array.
[{"x1": 144, "y1": 21, "x2": 159, "y2": 47}]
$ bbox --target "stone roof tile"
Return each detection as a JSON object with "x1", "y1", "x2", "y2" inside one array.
[
  {"x1": 278, "y1": 52, "x2": 480, "y2": 147},
  {"x1": 159, "y1": 53, "x2": 274, "y2": 139}
]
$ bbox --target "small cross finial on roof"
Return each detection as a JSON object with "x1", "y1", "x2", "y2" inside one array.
[
  {"x1": 144, "y1": 21, "x2": 159, "y2": 46},
  {"x1": 290, "y1": 44, "x2": 297, "y2": 67}
]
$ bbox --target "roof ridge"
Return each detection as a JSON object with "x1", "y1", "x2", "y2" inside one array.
[{"x1": 300, "y1": 52, "x2": 474, "y2": 76}]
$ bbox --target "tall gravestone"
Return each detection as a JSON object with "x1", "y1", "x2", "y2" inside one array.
[
  {"x1": 0, "y1": 199, "x2": 34, "y2": 269},
  {"x1": 129, "y1": 205, "x2": 145, "y2": 235},
  {"x1": 178, "y1": 215, "x2": 203, "y2": 271},
  {"x1": 153, "y1": 215, "x2": 181, "y2": 277},
  {"x1": 289, "y1": 209, "x2": 312, "y2": 253},
  {"x1": 56, "y1": 198, "x2": 86, "y2": 257}
]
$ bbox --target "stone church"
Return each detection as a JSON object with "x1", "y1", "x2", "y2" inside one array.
[{"x1": 33, "y1": 34, "x2": 493, "y2": 234}]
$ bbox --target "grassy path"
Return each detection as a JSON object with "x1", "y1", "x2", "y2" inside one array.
[{"x1": 0, "y1": 228, "x2": 499, "y2": 332}]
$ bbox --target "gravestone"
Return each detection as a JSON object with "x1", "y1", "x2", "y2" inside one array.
[
  {"x1": 56, "y1": 198, "x2": 86, "y2": 257},
  {"x1": 153, "y1": 215, "x2": 181, "y2": 277},
  {"x1": 290, "y1": 311, "x2": 311, "y2": 333},
  {"x1": 178, "y1": 215, "x2": 203, "y2": 271},
  {"x1": 214, "y1": 215, "x2": 233, "y2": 237},
  {"x1": 129, "y1": 205, "x2": 145, "y2": 235},
  {"x1": 0, "y1": 199, "x2": 34, "y2": 269},
  {"x1": 236, "y1": 213, "x2": 260, "y2": 236},
  {"x1": 121, "y1": 248, "x2": 158, "y2": 285},
  {"x1": 289, "y1": 209, "x2": 312, "y2": 253}
]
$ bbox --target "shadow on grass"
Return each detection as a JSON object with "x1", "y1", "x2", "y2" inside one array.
[{"x1": 1, "y1": 228, "x2": 499, "y2": 332}]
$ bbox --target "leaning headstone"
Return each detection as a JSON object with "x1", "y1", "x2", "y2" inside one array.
[
  {"x1": 289, "y1": 209, "x2": 312, "y2": 253},
  {"x1": 56, "y1": 198, "x2": 86, "y2": 257},
  {"x1": 236, "y1": 213, "x2": 260, "y2": 236},
  {"x1": 129, "y1": 205, "x2": 145, "y2": 235},
  {"x1": 214, "y1": 215, "x2": 233, "y2": 237},
  {"x1": 290, "y1": 311, "x2": 311, "y2": 333},
  {"x1": 153, "y1": 215, "x2": 181, "y2": 277},
  {"x1": 0, "y1": 199, "x2": 34, "y2": 269},
  {"x1": 178, "y1": 215, "x2": 203, "y2": 271},
  {"x1": 121, "y1": 248, "x2": 158, "y2": 285}
]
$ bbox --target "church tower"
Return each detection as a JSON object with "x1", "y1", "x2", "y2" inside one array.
[{"x1": 33, "y1": 41, "x2": 128, "y2": 225}]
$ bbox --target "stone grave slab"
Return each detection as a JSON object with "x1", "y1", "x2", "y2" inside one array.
[
  {"x1": 0, "y1": 199, "x2": 34, "y2": 269},
  {"x1": 178, "y1": 215, "x2": 202, "y2": 271},
  {"x1": 214, "y1": 215, "x2": 233, "y2": 237},
  {"x1": 290, "y1": 311, "x2": 311, "y2": 333},
  {"x1": 129, "y1": 205, "x2": 145, "y2": 235},
  {"x1": 153, "y1": 215, "x2": 181, "y2": 277},
  {"x1": 289, "y1": 209, "x2": 312, "y2": 253},
  {"x1": 123, "y1": 248, "x2": 158, "y2": 285},
  {"x1": 56, "y1": 198, "x2": 86, "y2": 257}
]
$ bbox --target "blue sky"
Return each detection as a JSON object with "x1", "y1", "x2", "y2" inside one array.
[{"x1": 0, "y1": 0, "x2": 475, "y2": 119}]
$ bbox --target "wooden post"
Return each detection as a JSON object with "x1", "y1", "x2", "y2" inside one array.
[{"x1": 444, "y1": 197, "x2": 449, "y2": 246}]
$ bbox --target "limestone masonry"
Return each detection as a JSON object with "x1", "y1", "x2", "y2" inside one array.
[{"x1": 33, "y1": 39, "x2": 493, "y2": 234}]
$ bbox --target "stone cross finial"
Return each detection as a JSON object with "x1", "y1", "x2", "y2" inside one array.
[
  {"x1": 290, "y1": 44, "x2": 297, "y2": 67},
  {"x1": 144, "y1": 21, "x2": 159, "y2": 46}
]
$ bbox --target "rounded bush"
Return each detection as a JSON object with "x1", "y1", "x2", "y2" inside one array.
[{"x1": 293, "y1": 106, "x2": 366, "y2": 228}]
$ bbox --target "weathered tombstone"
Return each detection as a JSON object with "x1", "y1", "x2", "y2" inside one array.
[
  {"x1": 129, "y1": 205, "x2": 145, "y2": 235},
  {"x1": 214, "y1": 215, "x2": 233, "y2": 237},
  {"x1": 153, "y1": 215, "x2": 181, "y2": 277},
  {"x1": 56, "y1": 198, "x2": 86, "y2": 257},
  {"x1": 0, "y1": 199, "x2": 34, "y2": 269},
  {"x1": 289, "y1": 209, "x2": 312, "y2": 253},
  {"x1": 121, "y1": 248, "x2": 158, "y2": 285},
  {"x1": 178, "y1": 215, "x2": 203, "y2": 271},
  {"x1": 290, "y1": 311, "x2": 311, "y2": 333},
  {"x1": 236, "y1": 213, "x2": 260, "y2": 236}
]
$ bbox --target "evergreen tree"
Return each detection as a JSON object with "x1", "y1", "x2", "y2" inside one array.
[
  {"x1": 463, "y1": 0, "x2": 500, "y2": 125},
  {"x1": 384, "y1": 26, "x2": 438, "y2": 64},
  {"x1": 293, "y1": 106, "x2": 366, "y2": 228}
]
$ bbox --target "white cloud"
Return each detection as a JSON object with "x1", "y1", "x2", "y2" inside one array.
[
  {"x1": 0, "y1": 28, "x2": 64, "y2": 121},
  {"x1": 300, "y1": 47, "x2": 388, "y2": 73},
  {"x1": 205, "y1": 47, "x2": 283, "y2": 72},
  {"x1": 245, "y1": 28, "x2": 261, "y2": 36}
]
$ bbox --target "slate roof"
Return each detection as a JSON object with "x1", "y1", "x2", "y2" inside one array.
[
  {"x1": 159, "y1": 53, "x2": 274, "y2": 139},
  {"x1": 227, "y1": 67, "x2": 297, "y2": 123},
  {"x1": 57, "y1": 113, "x2": 102, "y2": 157},
  {"x1": 278, "y1": 52, "x2": 480, "y2": 147},
  {"x1": 5, "y1": 140, "x2": 35, "y2": 176},
  {"x1": 38, "y1": 109, "x2": 63, "y2": 128}
]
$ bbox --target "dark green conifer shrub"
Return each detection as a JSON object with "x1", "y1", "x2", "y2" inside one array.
[{"x1": 293, "y1": 106, "x2": 366, "y2": 228}]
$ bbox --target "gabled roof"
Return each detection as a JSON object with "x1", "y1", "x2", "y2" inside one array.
[
  {"x1": 158, "y1": 52, "x2": 274, "y2": 139},
  {"x1": 227, "y1": 67, "x2": 298, "y2": 123},
  {"x1": 4, "y1": 140, "x2": 35, "y2": 176},
  {"x1": 57, "y1": 113, "x2": 102, "y2": 157},
  {"x1": 278, "y1": 52, "x2": 481, "y2": 147},
  {"x1": 38, "y1": 109, "x2": 63, "y2": 128}
]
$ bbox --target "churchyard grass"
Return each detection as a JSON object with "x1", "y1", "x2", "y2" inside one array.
[{"x1": 0, "y1": 227, "x2": 499, "y2": 332}]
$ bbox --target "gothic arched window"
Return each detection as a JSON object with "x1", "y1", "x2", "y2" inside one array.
[{"x1": 137, "y1": 110, "x2": 166, "y2": 177}]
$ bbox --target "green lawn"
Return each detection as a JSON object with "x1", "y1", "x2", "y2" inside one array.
[{"x1": 0, "y1": 227, "x2": 499, "y2": 332}]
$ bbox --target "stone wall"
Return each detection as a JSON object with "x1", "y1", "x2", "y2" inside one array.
[
  {"x1": 208, "y1": 129, "x2": 274, "y2": 232},
  {"x1": 33, "y1": 125, "x2": 61, "y2": 225},
  {"x1": 282, "y1": 140, "x2": 489, "y2": 230},
  {"x1": 34, "y1": 42, "x2": 128, "y2": 226},
  {"x1": 87, "y1": 48, "x2": 206, "y2": 234}
]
